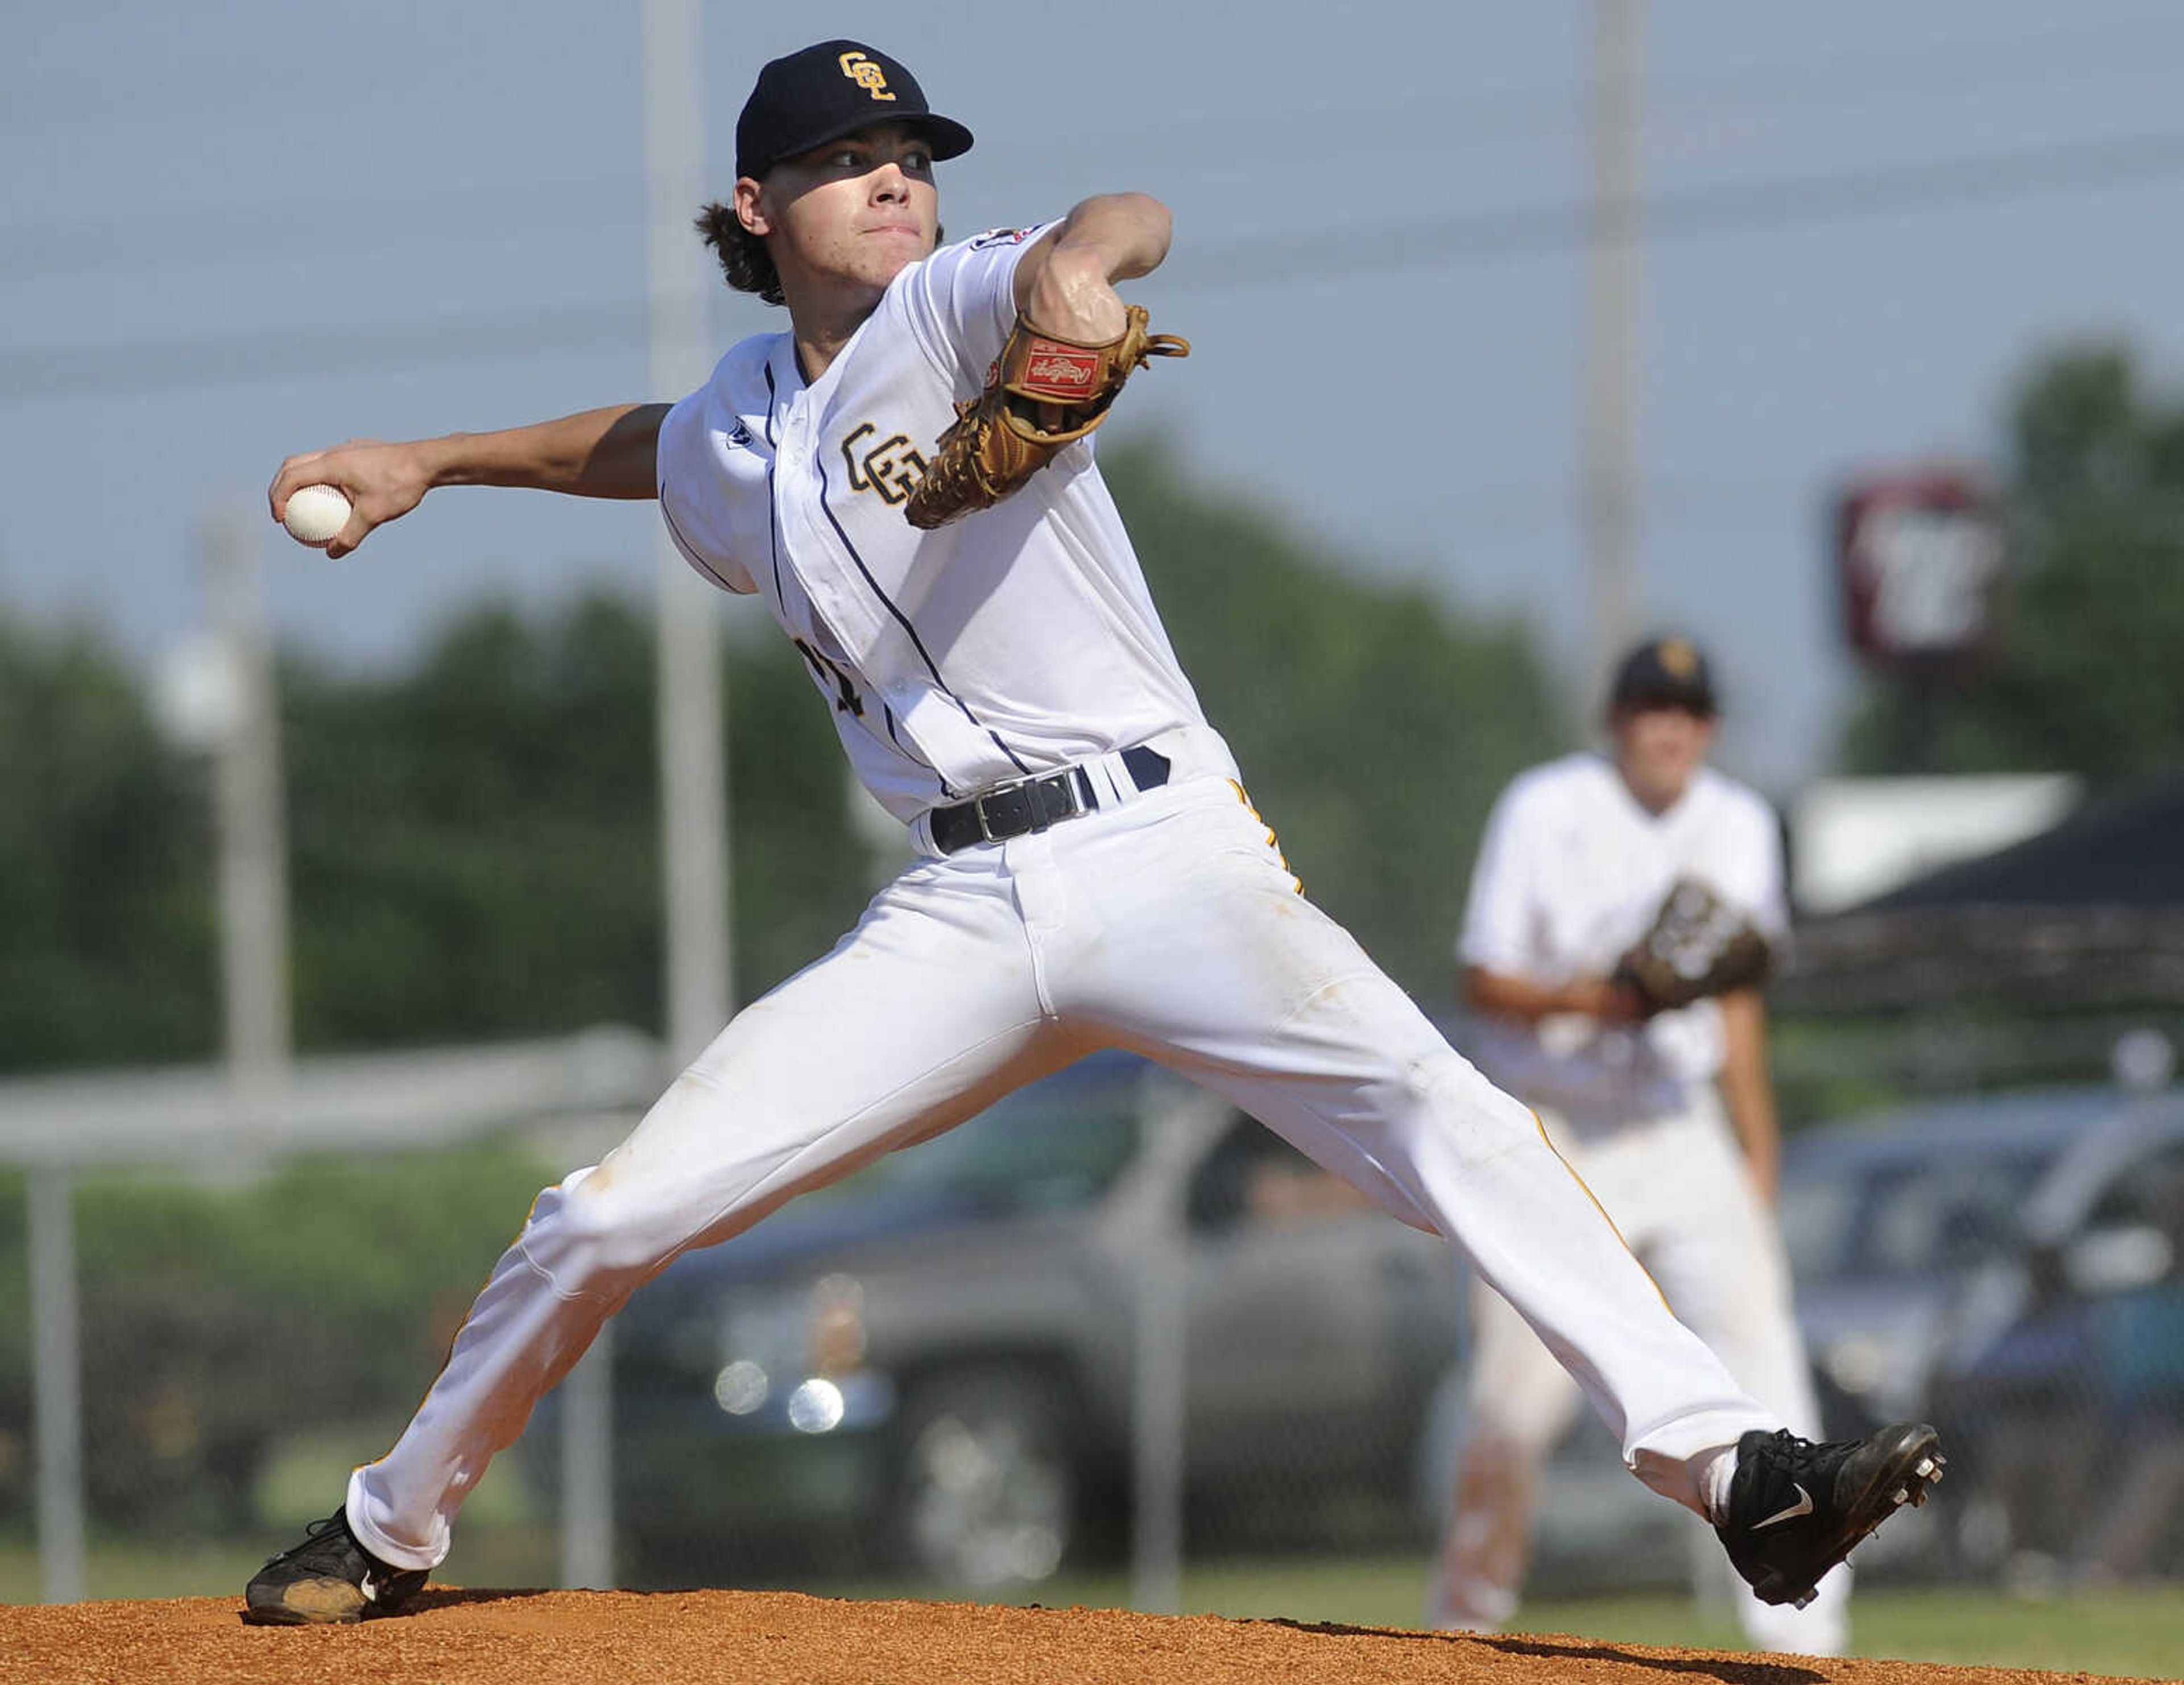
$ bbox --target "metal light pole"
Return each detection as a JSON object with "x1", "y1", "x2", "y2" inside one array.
[
  {"x1": 1583, "y1": 0, "x2": 1645, "y2": 710},
  {"x1": 1128, "y1": 1086, "x2": 1227, "y2": 1614},
  {"x1": 203, "y1": 511, "x2": 293, "y2": 1107},
  {"x1": 556, "y1": 0, "x2": 729, "y2": 1593},
  {"x1": 645, "y1": 0, "x2": 732, "y2": 1065},
  {"x1": 28, "y1": 1165, "x2": 83, "y2": 1604}
]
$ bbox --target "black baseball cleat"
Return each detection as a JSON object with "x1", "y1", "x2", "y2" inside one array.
[
  {"x1": 1715, "y1": 1422, "x2": 1945, "y2": 1609},
  {"x1": 242, "y1": 1506, "x2": 428, "y2": 1626}
]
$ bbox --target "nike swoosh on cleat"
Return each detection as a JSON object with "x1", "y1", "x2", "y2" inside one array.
[{"x1": 1751, "y1": 1483, "x2": 1814, "y2": 1531}]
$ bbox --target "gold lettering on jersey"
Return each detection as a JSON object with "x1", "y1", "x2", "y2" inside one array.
[
  {"x1": 841, "y1": 421, "x2": 928, "y2": 506},
  {"x1": 838, "y1": 51, "x2": 897, "y2": 101},
  {"x1": 794, "y1": 637, "x2": 865, "y2": 717}
]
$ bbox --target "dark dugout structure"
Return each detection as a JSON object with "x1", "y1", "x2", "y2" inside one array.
[{"x1": 1772, "y1": 773, "x2": 2184, "y2": 1099}]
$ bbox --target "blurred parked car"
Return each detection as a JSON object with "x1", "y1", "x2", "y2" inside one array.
[
  {"x1": 1777, "y1": 1079, "x2": 2184, "y2": 1579},
  {"x1": 1778, "y1": 1091, "x2": 2098, "y2": 1441},
  {"x1": 1922, "y1": 1090, "x2": 2184, "y2": 1582},
  {"x1": 595, "y1": 1051, "x2": 1460, "y2": 1589}
]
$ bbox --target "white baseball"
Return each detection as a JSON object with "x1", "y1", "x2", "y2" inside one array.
[{"x1": 282, "y1": 483, "x2": 353, "y2": 548}]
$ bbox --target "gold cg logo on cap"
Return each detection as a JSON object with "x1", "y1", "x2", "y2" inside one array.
[
  {"x1": 838, "y1": 50, "x2": 897, "y2": 101},
  {"x1": 1657, "y1": 638, "x2": 1699, "y2": 679}
]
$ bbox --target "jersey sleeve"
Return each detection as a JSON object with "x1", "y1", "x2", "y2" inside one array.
[
  {"x1": 1696, "y1": 786, "x2": 1790, "y2": 940},
  {"x1": 1458, "y1": 779, "x2": 1543, "y2": 975},
  {"x1": 655, "y1": 385, "x2": 759, "y2": 597},
  {"x1": 897, "y1": 222, "x2": 1060, "y2": 390}
]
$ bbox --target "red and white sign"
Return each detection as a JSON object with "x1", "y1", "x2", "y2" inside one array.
[{"x1": 1836, "y1": 466, "x2": 2005, "y2": 664}]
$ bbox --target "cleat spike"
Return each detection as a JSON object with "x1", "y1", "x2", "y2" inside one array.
[{"x1": 1891, "y1": 1487, "x2": 1909, "y2": 1506}]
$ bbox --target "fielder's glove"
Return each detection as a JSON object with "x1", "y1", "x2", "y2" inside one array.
[
  {"x1": 904, "y1": 306, "x2": 1189, "y2": 530},
  {"x1": 1611, "y1": 877, "x2": 1774, "y2": 1015}
]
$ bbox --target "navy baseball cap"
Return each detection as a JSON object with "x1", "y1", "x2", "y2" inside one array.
[
  {"x1": 735, "y1": 41, "x2": 974, "y2": 180},
  {"x1": 1608, "y1": 635, "x2": 1719, "y2": 717}
]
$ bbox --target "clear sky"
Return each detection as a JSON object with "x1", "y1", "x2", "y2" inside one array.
[{"x1": 6, "y1": 2, "x2": 2182, "y2": 796}]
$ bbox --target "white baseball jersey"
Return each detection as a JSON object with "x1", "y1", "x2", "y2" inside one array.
[
  {"x1": 1457, "y1": 752, "x2": 1788, "y2": 1127},
  {"x1": 654, "y1": 222, "x2": 1215, "y2": 835}
]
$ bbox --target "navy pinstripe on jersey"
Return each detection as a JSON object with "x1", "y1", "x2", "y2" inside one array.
[{"x1": 813, "y1": 450, "x2": 1030, "y2": 777}]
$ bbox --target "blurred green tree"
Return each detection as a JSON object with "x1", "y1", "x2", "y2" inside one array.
[
  {"x1": 1106, "y1": 438, "x2": 1563, "y2": 996},
  {"x1": 0, "y1": 617, "x2": 215, "y2": 1071},
  {"x1": 1842, "y1": 344, "x2": 2184, "y2": 781},
  {"x1": 284, "y1": 591, "x2": 866, "y2": 1049}
]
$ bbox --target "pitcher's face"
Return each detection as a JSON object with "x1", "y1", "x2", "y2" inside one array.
[{"x1": 738, "y1": 122, "x2": 940, "y2": 303}]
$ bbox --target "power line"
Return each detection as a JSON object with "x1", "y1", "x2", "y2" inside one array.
[
  {"x1": 6, "y1": 123, "x2": 2183, "y2": 404},
  {"x1": 9, "y1": 15, "x2": 2184, "y2": 282},
  {"x1": 1, "y1": 177, "x2": 642, "y2": 282},
  {"x1": 1385, "y1": 477, "x2": 1816, "y2": 541},
  {"x1": 1169, "y1": 123, "x2": 2184, "y2": 291},
  {"x1": 1079, "y1": 11, "x2": 2184, "y2": 172},
  {"x1": 1647, "y1": 11, "x2": 2184, "y2": 111},
  {"x1": 0, "y1": 301, "x2": 644, "y2": 400}
]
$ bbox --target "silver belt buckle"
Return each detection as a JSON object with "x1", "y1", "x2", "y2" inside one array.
[{"x1": 972, "y1": 768, "x2": 1083, "y2": 843}]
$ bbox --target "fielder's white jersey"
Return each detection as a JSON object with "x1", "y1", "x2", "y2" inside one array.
[
  {"x1": 655, "y1": 222, "x2": 1211, "y2": 833},
  {"x1": 1457, "y1": 752, "x2": 1788, "y2": 1124}
]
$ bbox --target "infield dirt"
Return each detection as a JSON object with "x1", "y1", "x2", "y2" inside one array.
[{"x1": 4, "y1": 1587, "x2": 2174, "y2": 1685}]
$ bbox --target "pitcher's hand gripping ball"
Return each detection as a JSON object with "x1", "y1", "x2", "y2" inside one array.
[
  {"x1": 905, "y1": 306, "x2": 1188, "y2": 529},
  {"x1": 1612, "y1": 877, "x2": 1773, "y2": 1015},
  {"x1": 281, "y1": 484, "x2": 353, "y2": 548}
]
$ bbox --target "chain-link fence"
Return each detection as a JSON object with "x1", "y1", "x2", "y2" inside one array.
[
  {"x1": 0, "y1": 1032, "x2": 658, "y2": 1603},
  {"x1": 4, "y1": 1044, "x2": 2181, "y2": 1608}
]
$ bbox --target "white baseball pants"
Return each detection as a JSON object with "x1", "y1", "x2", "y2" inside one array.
[
  {"x1": 1429, "y1": 1092, "x2": 1845, "y2": 1653},
  {"x1": 348, "y1": 753, "x2": 1778, "y2": 1572}
]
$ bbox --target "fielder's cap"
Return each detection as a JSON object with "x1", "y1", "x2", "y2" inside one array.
[
  {"x1": 735, "y1": 40, "x2": 974, "y2": 181},
  {"x1": 1608, "y1": 635, "x2": 1719, "y2": 716}
]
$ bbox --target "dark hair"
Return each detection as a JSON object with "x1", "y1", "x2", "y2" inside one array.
[{"x1": 696, "y1": 201, "x2": 783, "y2": 307}]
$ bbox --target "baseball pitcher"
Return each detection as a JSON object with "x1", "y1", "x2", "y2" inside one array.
[{"x1": 243, "y1": 43, "x2": 1939, "y2": 1628}]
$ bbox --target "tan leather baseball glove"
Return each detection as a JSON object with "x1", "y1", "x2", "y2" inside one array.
[
  {"x1": 904, "y1": 306, "x2": 1189, "y2": 530},
  {"x1": 1611, "y1": 877, "x2": 1775, "y2": 1015}
]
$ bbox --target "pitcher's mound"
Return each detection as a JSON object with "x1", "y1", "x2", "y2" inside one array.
[{"x1": 2, "y1": 1585, "x2": 2160, "y2": 1685}]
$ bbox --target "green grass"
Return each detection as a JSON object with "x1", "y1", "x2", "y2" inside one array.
[
  {"x1": 810, "y1": 1556, "x2": 2184, "y2": 1679},
  {"x1": 1, "y1": 1539, "x2": 2175, "y2": 1679},
  {"x1": 0, "y1": 1527, "x2": 560, "y2": 1607},
  {"x1": 1814, "y1": 1588, "x2": 2184, "y2": 1678}
]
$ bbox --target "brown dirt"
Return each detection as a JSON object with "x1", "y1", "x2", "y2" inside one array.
[{"x1": 1, "y1": 1587, "x2": 2167, "y2": 1685}]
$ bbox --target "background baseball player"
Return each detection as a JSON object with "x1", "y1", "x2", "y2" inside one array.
[
  {"x1": 1427, "y1": 635, "x2": 1848, "y2": 1653},
  {"x1": 241, "y1": 40, "x2": 1938, "y2": 1627}
]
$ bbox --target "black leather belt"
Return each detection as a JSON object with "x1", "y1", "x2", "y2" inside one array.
[{"x1": 930, "y1": 744, "x2": 1172, "y2": 854}]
